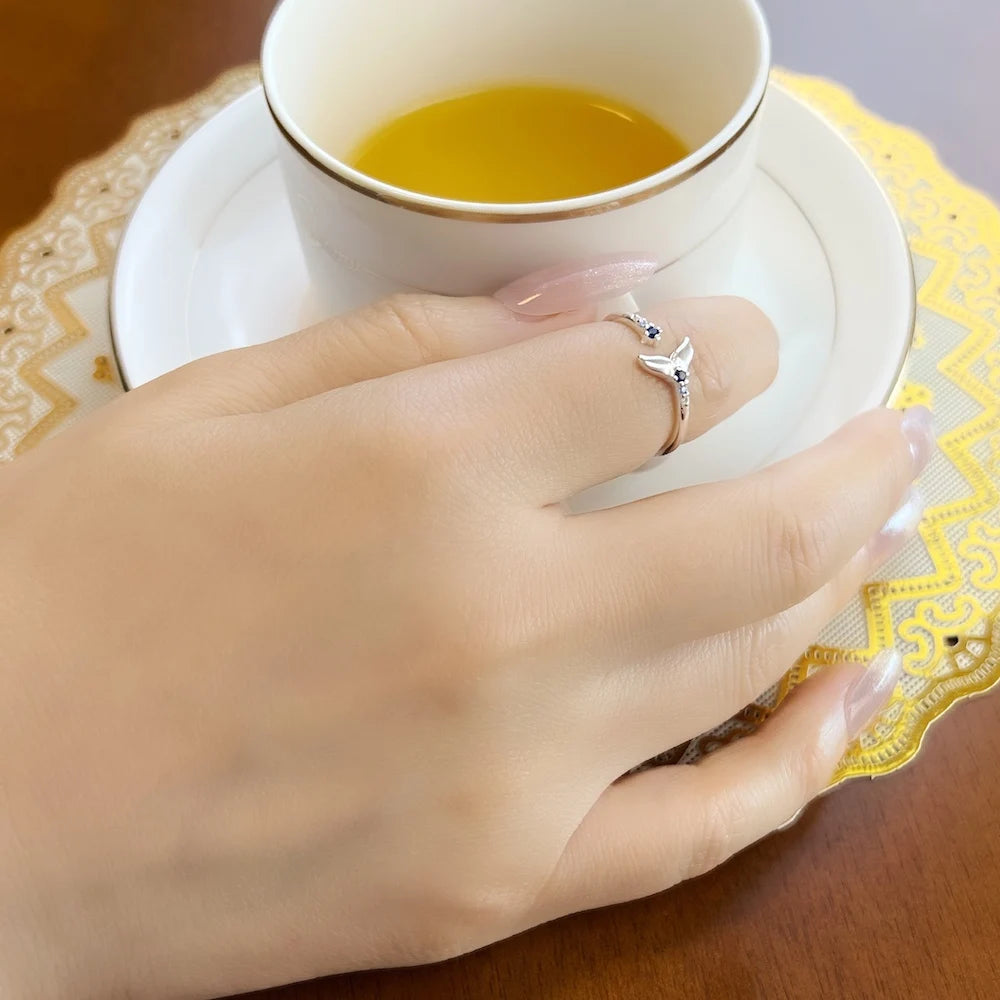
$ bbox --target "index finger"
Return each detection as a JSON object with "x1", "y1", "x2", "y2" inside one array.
[{"x1": 139, "y1": 294, "x2": 589, "y2": 416}]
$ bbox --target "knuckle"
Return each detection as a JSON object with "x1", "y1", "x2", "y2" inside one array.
[
  {"x1": 687, "y1": 791, "x2": 744, "y2": 878},
  {"x1": 758, "y1": 485, "x2": 838, "y2": 604},
  {"x1": 780, "y1": 727, "x2": 832, "y2": 804},
  {"x1": 378, "y1": 293, "x2": 447, "y2": 364},
  {"x1": 723, "y1": 613, "x2": 797, "y2": 709},
  {"x1": 330, "y1": 293, "x2": 449, "y2": 377}
]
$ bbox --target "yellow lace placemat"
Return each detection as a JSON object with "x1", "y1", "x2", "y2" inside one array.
[{"x1": 2, "y1": 66, "x2": 998, "y2": 788}]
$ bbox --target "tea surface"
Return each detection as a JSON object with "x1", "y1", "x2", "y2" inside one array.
[{"x1": 345, "y1": 84, "x2": 688, "y2": 203}]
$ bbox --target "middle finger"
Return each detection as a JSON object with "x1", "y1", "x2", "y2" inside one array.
[{"x1": 561, "y1": 406, "x2": 931, "y2": 660}]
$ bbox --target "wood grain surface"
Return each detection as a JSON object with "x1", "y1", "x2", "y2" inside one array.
[{"x1": 3, "y1": 2, "x2": 1000, "y2": 997}]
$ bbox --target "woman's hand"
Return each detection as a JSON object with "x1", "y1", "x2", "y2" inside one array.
[{"x1": 0, "y1": 293, "x2": 928, "y2": 999}]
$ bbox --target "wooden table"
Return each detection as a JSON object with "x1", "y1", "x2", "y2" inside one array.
[{"x1": 3, "y1": 2, "x2": 1000, "y2": 997}]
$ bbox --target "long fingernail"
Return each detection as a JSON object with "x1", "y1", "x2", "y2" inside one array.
[
  {"x1": 901, "y1": 406, "x2": 936, "y2": 475},
  {"x1": 494, "y1": 254, "x2": 660, "y2": 316},
  {"x1": 843, "y1": 649, "x2": 904, "y2": 740},
  {"x1": 777, "y1": 805, "x2": 807, "y2": 832},
  {"x1": 869, "y1": 487, "x2": 925, "y2": 563}
]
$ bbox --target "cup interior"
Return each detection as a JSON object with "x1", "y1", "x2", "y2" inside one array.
[{"x1": 263, "y1": 0, "x2": 770, "y2": 208}]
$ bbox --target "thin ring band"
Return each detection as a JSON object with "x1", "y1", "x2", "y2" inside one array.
[{"x1": 605, "y1": 312, "x2": 694, "y2": 456}]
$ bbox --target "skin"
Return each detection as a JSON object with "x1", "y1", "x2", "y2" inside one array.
[{"x1": 0, "y1": 293, "x2": 928, "y2": 999}]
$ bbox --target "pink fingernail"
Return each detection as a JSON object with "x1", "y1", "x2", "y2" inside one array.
[
  {"x1": 869, "y1": 487, "x2": 925, "y2": 563},
  {"x1": 844, "y1": 649, "x2": 904, "y2": 740},
  {"x1": 494, "y1": 254, "x2": 660, "y2": 316},
  {"x1": 901, "y1": 406, "x2": 936, "y2": 475}
]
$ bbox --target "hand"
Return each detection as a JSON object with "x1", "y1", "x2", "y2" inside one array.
[{"x1": 0, "y1": 292, "x2": 929, "y2": 999}]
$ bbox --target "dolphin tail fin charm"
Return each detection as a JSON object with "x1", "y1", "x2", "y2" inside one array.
[{"x1": 638, "y1": 336, "x2": 694, "y2": 383}]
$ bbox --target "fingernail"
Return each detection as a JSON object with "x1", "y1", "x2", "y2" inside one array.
[
  {"x1": 843, "y1": 649, "x2": 904, "y2": 740},
  {"x1": 901, "y1": 406, "x2": 935, "y2": 475},
  {"x1": 869, "y1": 487, "x2": 925, "y2": 563},
  {"x1": 777, "y1": 805, "x2": 807, "y2": 832},
  {"x1": 494, "y1": 254, "x2": 660, "y2": 317}
]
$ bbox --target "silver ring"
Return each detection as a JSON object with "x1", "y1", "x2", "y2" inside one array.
[{"x1": 606, "y1": 312, "x2": 694, "y2": 456}]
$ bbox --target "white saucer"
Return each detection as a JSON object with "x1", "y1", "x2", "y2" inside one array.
[{"x1": 111, "y1": 82, "x2": 914, "y2": 499}]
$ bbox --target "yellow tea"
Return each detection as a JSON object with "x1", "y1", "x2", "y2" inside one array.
[{"x1": 345, "y1": 84, "x2": 689, "y2": 203}]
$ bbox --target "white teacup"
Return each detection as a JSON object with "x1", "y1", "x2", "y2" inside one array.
[{"x1": 262, "y1": 0, "x2": 771, "y2": 315}]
